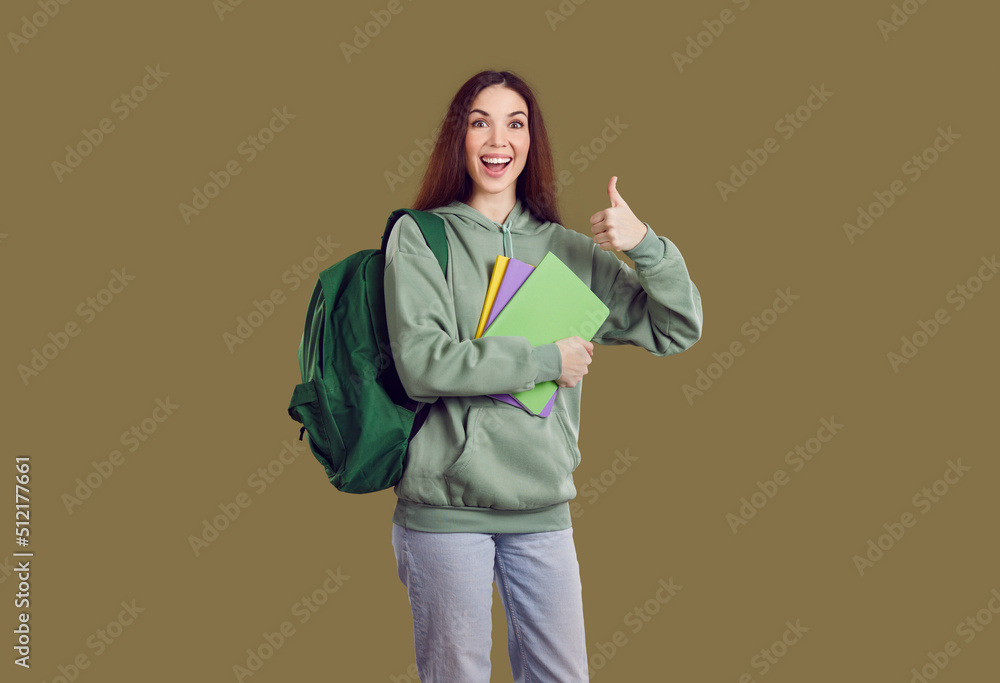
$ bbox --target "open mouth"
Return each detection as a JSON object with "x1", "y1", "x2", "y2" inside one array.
[{"x1": 481, "y1": 155, "x2": 512, "y2": 176}]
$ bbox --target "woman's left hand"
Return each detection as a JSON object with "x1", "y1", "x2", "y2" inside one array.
[{"x1": 589, "y1": 176, "x2": 648, "y2": 252}]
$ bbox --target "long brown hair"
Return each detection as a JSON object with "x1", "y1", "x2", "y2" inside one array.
[{"x1": 412, "y1": 70, "x2": 562, "y2": 225}]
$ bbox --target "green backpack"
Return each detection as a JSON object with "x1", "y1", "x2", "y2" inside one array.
[{"x1": 287, "y1": 209, "x2": 448, "y2": 493}]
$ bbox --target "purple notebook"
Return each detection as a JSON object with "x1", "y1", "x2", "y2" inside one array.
[{"x1": 486, "y1": 258, "x2": 557, "y2": 417}]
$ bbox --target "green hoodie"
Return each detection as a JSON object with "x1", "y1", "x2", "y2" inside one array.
[{"x1": 383, "y1": 198, "x2": 702, "y2": 533}]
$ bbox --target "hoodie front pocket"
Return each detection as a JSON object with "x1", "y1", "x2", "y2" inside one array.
[{"x1": 443, "y1": 403, "x2": 581, "y2": 510}]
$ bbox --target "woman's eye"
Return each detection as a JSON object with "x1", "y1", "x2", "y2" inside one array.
[{"x1": 470, "y1": 119, "x2": 524, "y2": 129}]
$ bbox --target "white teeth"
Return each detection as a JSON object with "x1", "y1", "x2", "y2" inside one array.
[{"x1": 483, "y1": 157, "x2": 511, "y2": 163}]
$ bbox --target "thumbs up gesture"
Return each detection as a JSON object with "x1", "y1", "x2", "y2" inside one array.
[{"x1": 589, "y1": 176, "x2": 648, "y2": 252}]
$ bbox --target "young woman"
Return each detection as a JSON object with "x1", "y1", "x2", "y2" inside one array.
[{"x1": 383, "y1": 70, "x2": 703, "y2": 682}]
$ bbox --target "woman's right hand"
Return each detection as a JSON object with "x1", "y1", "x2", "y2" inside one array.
[{"x1": 554, "y1": 336, "x2": 594, "y2": 388}]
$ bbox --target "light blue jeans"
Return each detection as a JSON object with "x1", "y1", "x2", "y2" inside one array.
[{"x1": 391, "y1": 523, "x2": 589, "y2": 682}]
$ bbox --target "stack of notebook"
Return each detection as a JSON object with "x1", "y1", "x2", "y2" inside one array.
[{"x1": 475, "y1": 251, "x2": 610, "y2": 416}]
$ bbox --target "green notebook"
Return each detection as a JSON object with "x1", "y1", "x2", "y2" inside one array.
[{"x1": 482, "y1": 251, "x2": 610, "y2": 413}]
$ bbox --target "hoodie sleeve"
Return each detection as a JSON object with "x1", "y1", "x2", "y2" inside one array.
[
  {"x1": 383, "y1": 214, "x2": 563, "y2": 403},
  {"x1": 590, "y1": 223, "x2": 703, "y2": 355}
]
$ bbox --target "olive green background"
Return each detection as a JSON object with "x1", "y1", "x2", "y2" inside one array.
[{"x1": 3, "y1": 0, "x2": 997, "y2": 681}]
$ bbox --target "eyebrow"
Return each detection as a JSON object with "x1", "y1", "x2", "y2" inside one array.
[{"x1": 469, "y1": 109, "x2": 528, "y2": 119}]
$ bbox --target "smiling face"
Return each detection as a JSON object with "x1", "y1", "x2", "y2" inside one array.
[{"x1": 463, "y1": 85, "x2": 530, "y2": 211}]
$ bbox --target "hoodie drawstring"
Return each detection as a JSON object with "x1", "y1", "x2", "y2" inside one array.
[{"x1": 499, "y1": 216, "x2": 514, "y2": 260}]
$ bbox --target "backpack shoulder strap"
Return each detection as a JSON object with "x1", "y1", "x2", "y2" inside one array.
[{"x1": 382, "y1": 209, "x2": 448, "y2": 278}]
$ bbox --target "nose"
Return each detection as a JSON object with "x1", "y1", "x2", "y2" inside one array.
[{"x1": 488, "y1": 124, "x2": 507, "y2": 147}]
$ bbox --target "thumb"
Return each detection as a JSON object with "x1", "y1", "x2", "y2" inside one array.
[{"x1": 607, "y1": 175, "x2": 626, "y2": 207}]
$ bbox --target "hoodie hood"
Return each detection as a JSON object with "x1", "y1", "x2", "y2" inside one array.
[
  {"x1": 433, "y1": 198, "x2": 547, "y2": 235},
  {"x1": 433, "y1": 198, "x2": 549, "y2": 261}
]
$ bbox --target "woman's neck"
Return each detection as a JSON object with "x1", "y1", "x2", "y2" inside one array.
[{"x1": 466, "y1": 191, "x2": 517, "y2": 225}]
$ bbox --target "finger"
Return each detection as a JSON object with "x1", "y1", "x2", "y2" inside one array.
[
  {"x1": 590, "y1": 209, "x2": 606, "y2": 227},
  {"x1": 607, "y1": 175, "x2": 626, "y2": 208}
]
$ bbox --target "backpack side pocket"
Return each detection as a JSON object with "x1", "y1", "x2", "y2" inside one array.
[{"x1": 288, "y1": 379, "x2": 346, "y2": 483}]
